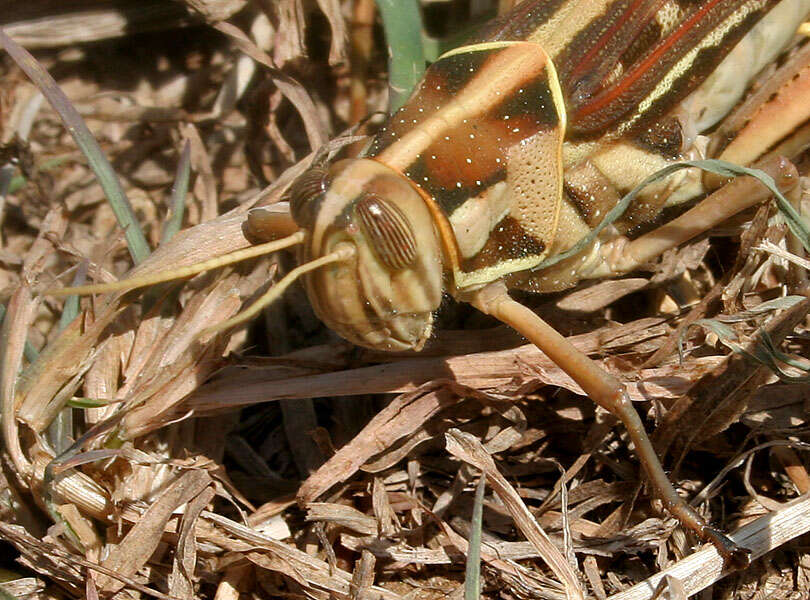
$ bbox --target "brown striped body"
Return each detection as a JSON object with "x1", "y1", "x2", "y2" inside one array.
[{"x1": 290, "y1": 0, "x2": 810, "y2": 351}]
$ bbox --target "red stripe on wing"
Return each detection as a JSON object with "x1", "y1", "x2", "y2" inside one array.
[
  {"x1": 566, "y1": 0, "x2": 661, "y2": 86},
  {"x1": 571, "y1": 0, "x2": 727, "y2": 120}
]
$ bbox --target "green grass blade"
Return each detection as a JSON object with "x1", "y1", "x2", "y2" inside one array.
[
  {"x1": 47, "y1": 263, "x2": 89, "y2": 453},
  {"x1": 0, "y1": 165, "x2": 14, "y2": 201},
  {"x1": 533, "y1": 158, "x2": 810, "y2": 272},
  {"x1": 684, "y1": 314, "x2": 810, "y2": 384},
  {"x1": 67, "y1": 397, "x2": 115, "y2": 409},
  {"x1": 375, "y1": 0, "x2": 425, "y2": 112},
  {"x1": 465, "y1": 476, "x2": 486, "y2": 600},
  {"x1": 161, "y1": 140, "x2": 191, "y2": 245},
  {"x1": 57, "y1": 262, "x2": 88, "y2": 332},
  {"x1": 0, "y1": 29, "x2": 150, "y2": 264}
]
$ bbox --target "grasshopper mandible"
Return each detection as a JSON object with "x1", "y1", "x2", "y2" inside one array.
[{"x1": 54, "y1": 0, "x2": 810, "y2": 565}]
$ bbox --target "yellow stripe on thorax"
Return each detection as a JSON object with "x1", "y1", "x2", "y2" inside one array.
[{"x1": 524, "y1": 0, "x2": 617, "y2": 57}]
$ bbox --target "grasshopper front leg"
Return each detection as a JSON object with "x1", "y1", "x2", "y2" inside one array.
[
  {"x1": 484, "y1": 154, "x2": 800, "y2": 565},
  {"x1": 468, "y1": 281, "x2": 752, "y2": 567}
]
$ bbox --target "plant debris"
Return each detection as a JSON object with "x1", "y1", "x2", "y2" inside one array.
[{"x1": 1, "y1": 2, "x2": 810, "y2": 599}]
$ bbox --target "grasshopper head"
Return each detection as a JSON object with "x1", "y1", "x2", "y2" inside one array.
[{"x1": 289, "y1": 158, "x2": 443, "y2": 351}]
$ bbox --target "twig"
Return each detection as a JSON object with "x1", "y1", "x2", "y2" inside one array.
[{"x1": 606, "y1": 494, "x2": 810, "y2": 600}]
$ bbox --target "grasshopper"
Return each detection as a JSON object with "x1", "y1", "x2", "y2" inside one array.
[{"x1": 55, "y1": 0, "x2": 810, "y2": 565}]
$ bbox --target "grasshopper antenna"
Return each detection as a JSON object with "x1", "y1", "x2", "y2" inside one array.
[
  {"x1": 201, "y1": 244, "x2": 355, "y2": 337},
  {"x1": 45, "y1": 231, "x2": 307, "y2": 298}
]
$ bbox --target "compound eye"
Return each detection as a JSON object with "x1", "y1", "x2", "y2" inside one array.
[
  {"x1": 288, "y1": 167, "x2": 328, "y2": 228},
  {"x1": 355, "y1": 194, "x2": 417, "y2": 270}
]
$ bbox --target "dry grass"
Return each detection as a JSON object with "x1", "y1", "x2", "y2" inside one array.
[{"x1": 1, "y1": 2, "x2": 810, "y2": 599}]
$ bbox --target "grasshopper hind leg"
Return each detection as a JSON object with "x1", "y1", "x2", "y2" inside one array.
[
  {"x1": 585, "y1": 155, "x2": 801, "y2": 281},
  {"x1": 468, "y1": 282, "x2": 752, "y2": 567}
]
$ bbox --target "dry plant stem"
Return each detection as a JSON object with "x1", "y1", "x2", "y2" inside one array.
[
  {"x1": 1, "y1": 285, "x2": 36, "y2": 478},
  {"x1": 202, "y1": 511, "x2": 402, "y2": 600},
  {"x1": 786, "y1": 183, "x2": 809, "y2": 288},
  {"x1": 182, "y1": 0, "x2": 247, "y2": 22},
  {"x1": 214, "y1": 21, "x2": 328, "y2": 150},
  {"x1": 16, "y1": 308, "x2": 125, "y2": 433},
  {"x1": 654, "y1": 294, "x2": 810, "y2": 462},
  {"x1": 642, "y1": 203, "x2": 771, "y2": 368},
  {"x1": 437, "y1": 523, "x2": 569, "y2": 599},
  {"x1": 298, "y1": 385, "x2": 459, "y2": 503},
  {"x1": 349, "y1": 0, "x2": 375, "y2": 125},
  {"x1": 584, "y1": 555, "x2": 607, "y2": 600},
  {"x1": 33, "y1": 453, "x2": 112, "y2": 521},
  {"x1": 94, "y1": 469, "x2": 212, "y2": 593},
  {"x1": 0, "y1": 523, "x2": 176, "y2": 600},
  {"x1": 168, "y1": 485, "x2": 215, "y2": 597},
  {"x1": 642, "y1": 282, "x2": 721, "y2": 368},
  {"x1": 446, "y1": 429, "x2": 585, "y2": 600},
  {"x1": 1, "y1": 1, "x2": 194, "y2": 48},
  {"x1": 182, "y1": 318, "x2": 711, "y2": 426},
  {"x1": 313, "y1": 0, "x2": 348, "y2": 65},
  {"x1": 773, "y1": 446, "x2": 810, "y2": 494},
  {"x1": 605, "y1": 494, "x2": 810, "y2": 600},
  {"x1": 47, "y1": 232, "x2": 305, "y2": 298},
  {"x1": 214, "y1": 563, "x2": 252, "y2": 600},
  {"x1": 2, "y1": 579, "x2": 43, "y2": 599},
  {"x1": 469, "y1": 282, "x2": 749, "y2": 566},
  {"x1": 20, "y1": 207, "x2": 257, "y2": 422},
  {"x1": 349, "y1": 549, "x2": 376, "y2": 599}
]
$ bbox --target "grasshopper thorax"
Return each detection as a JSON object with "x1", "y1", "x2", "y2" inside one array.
[{"x1": 290, "y1": 158, "x2": 444, "y2": 351}]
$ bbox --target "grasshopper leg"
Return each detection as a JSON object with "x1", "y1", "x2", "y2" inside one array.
[
  {"x1": 587, "y1": 155, "x2": 800, "y2": 280},
  {"x1": 469, "y1": 281, "x2": 752, "y2": 567}
]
